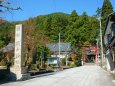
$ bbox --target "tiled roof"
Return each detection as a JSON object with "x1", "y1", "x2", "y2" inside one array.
[
  {"x1": 0, "y1": 43, "x2": 14, "y2": 52},
  {"x1": 47, "y1": 43, "x2": 71, "y2": 52}
]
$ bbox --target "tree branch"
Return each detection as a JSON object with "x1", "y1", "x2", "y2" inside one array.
[{"x1": 0, "y1": 0, "x2": 22, "y2": 12}]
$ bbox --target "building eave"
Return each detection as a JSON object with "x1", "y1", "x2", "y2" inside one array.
[{"x1": 104, "y1": 12, "x2": 115, "y2": 36}]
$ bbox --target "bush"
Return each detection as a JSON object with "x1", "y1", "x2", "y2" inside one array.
[
  {"x1": 67, "y1": 61, "x2": 76, "y2": 67},
  {"x1": 75, "y1": 53, "x2": 82, "y2": 66},
  {"x1": 60, "y1": 58, "x2": 66, "y2": 66},
  {"x1": 29, "y1": 64, "x2": 39, "y2": 70},
  {"x1": 74, "y1": 60, "x2": 81, "y2": 66},
  {"x1": 48, "y1": 64, "x2": 58, "y2": 67},
  {"x1": 67, "y1": 60, "x2": 81, "y2": 67},
  {"x1": 70, "y1": 62, "x2": 76, "y2": 67},
  {"x1": 67, "y1": 61, "x2": 71, "y2": 66}
]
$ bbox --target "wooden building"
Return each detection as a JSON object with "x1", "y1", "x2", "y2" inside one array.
[{"x1": 104, "y1": 12, "x2": 115, "y2": 71}]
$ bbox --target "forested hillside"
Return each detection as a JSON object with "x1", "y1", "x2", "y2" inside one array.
[
  {"x1": 26, "y1": 11, "x2": 99, "y2": 49},
  {"x1": 0, "y1": 19, "x2": 15, "y2": 48},
  {"x1": 0, "y1": 11, "x2": 99, "y2": 49},
  {"x1": 0, "y1": 11, "x2": 99, "y2": 66}
]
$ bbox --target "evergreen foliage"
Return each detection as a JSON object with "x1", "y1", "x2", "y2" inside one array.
[
  {"x1": 101, "y1": 0, "x2": 113, "y2": 30},
  {"x1": 102, "y1": 0, "x2": 113, "y2": 18},
  {"x1": 1, "y1": 0, "x2": 114, "y2": 66},
  {"x1": 0, "y1": 20, "x2": 14, "y2": 48},
  {"x1": 0, "y1": 12, "x2": 99, "y2": 50}
]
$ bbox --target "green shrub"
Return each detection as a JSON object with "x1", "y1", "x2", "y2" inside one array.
[
  {"x1": 74, "y1": 60, "x2": 81, "y2": 66},
  {"x1": 30, "y1": 64, "x2": 38, "y2": 70},
  {"x1": 75, "y1": 53, "x2": 82, "y2": 66},
  {"x1": 70, "y1": 62, "x2": 76, "y2": 67},
  {"x1": 48, "y1": 64, "x2": 57, "y2": 67},
  {"x1": 67, "y1": 60, "x2": 81, "y2": 67},
  {"x1": 67, "y1": 61, "x2": 71, "y2": 66}
]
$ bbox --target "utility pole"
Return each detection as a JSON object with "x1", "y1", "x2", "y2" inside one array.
[
  {"x1": 99, "y1": 18, "x2": 104, "y2": 66},
  {"x1": 59, "y1": 33, "x2": 60, "y2": 56},
  {"x1": 59, "y1": 33, "x2": 61, "y2": 66}
]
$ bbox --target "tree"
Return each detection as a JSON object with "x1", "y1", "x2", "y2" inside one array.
[
  {"x1": 101, "y1": 0, "x2": 113, "y2": 30},
  {"x1": 95, "y1": 7, "x2": 102, "y2": 18},
  {"x1": 0, "y1": 40, "x2": 4, "y2": 48},
  {"x1": 0, "y1": 0, "x2": 21, "y2": 13},
  {"x1": 0, "y1": 21, "x2": 14, "y2": 48},
  {"x1": 102, "y1": 0, "x2": 113, "y2": 18},
  {"x1": 37, "y1": 46, "x2": 50, "y2": 68},
  {"x1": 65, "y1": 10, "x2": 79, "y2": 49},
  {"x1": 44, "y1": 16, "x2": 52, "y2": 37},
  {"x1": 44, "y1": 13, "x2": 69, "y2": 42},
  {"x1": 69, "y1": 10, "x2": 79, "y2": 23}
]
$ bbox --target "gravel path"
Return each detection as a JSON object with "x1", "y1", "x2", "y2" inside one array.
[{"x1": 0, "y1": 65, "x2": 115, "y2": 86}]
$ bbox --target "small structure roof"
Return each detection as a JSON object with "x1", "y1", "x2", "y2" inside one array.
[
  {"x1": 47, "y1": 43, "x2": 71, "y2": 52},
  {"x1": 0, "y1": 43, "x2": 14, "y2": 53}
]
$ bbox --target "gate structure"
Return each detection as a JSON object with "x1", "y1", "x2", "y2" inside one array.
[{"x1": 82, "y1": 46, "x2": 98, "y2": 64}]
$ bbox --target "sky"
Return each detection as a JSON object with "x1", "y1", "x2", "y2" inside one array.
[{"x1": 1, "y1": 0, "x2": 115, "y2": 21}]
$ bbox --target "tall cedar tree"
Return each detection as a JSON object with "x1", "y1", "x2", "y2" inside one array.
[
  {"x1": 101, "y1": 0, "x2": 113, "y2": 30},
  {"x1": 65, "y1": 10, "x2": 79, "y2": 50}
]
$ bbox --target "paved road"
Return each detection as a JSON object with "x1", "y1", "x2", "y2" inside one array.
[{"x1": 0, "y1": 65, "x2": 115, "y2": 86}]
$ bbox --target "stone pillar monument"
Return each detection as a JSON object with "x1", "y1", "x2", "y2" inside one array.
[{"x1": 11, "y1": 24, "x2": 29, "y2": 80}]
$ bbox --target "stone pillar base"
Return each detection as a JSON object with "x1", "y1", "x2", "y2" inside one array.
[
  {"x1": 16, "y1": 73, "x2": 30, "y2": 80},
  {"x1": 10, "y1": 67, "x2": 30, "y2": 81}
]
